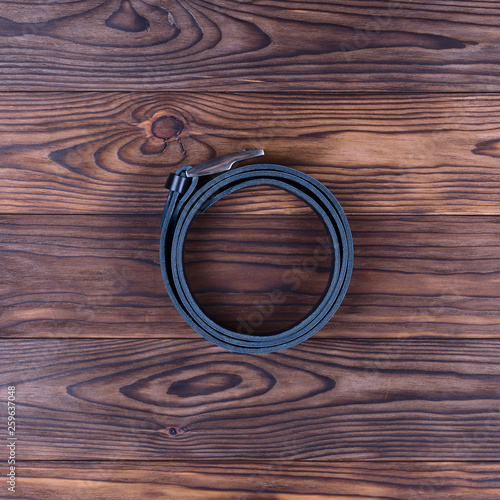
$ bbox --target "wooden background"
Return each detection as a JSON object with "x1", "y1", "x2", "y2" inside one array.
[{"x1": 2, "y1": 0, "x2": 500, "y2": 498}]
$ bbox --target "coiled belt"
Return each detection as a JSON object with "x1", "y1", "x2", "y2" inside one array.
[{"x1": 160, "y1": 150, "x2": 353, "y2": 353}]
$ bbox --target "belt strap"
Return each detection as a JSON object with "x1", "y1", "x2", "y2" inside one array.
[{"x1": 160, "y1": 152, "x2": 353, "y2": 353}]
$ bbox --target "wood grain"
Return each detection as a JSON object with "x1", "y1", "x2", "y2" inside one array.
[
  {"x1": 2, "y1": 0, "x2": 498, "y2": 493},
  {"x1": 2, "y1": 214, "x2": 500, "y2": 338},
  {"x1": 187, "y1": 213, "x2": 500, "y2": 338},
  {"x1": 0, "y1": 0, "x2": 499, "y2": 91},
  {"x1": 13, "y1": 461, "x2": 500, "y2": 499},
  {"x1": 3, "y1": 338, "x2": 500, "y2": 461},
  {"x1": 3, "y1": 92, "x2": 500, "y2": 214}
]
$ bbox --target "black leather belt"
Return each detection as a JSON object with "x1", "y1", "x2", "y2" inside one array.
[{"x1": 160, "y1": 150, "x2": 353, "y2": 353}]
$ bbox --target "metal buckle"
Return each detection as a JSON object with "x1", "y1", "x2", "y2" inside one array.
[{"x1": 185, "y1": 149, "x2": 264, "y2": 178}]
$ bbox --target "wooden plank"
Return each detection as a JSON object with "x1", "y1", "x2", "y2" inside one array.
[
  {"x1": 0, "y1": 0, "x2": 499, "y2": 91},
  {"x1": 2, "y1": 92, "x2": 500, "y2": 214},
  {"x1": 2, "y1": 214, "x2": 500, "y2": 338},
  {"x1": 13, "y1": 461, "x2": 500, "y2": 499},
  {"x1": 2, "y1": 338, "x2": 500, "y2": 461}
]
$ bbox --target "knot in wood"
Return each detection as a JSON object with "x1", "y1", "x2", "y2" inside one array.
[{"x1": 151, "y1": 116, "x2": 184, "y2": 140}]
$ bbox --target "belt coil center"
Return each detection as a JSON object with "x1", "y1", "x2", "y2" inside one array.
[{"x1": 160, "y1": 150, "x2": 353, "y2": 353}]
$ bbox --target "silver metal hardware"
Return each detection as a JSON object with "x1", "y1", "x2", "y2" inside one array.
[{"x1": 185, "y1": 149, "x2": 264, "y2": 178}]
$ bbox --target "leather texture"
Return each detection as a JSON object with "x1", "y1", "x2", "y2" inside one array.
[{"x1": 160, "y1": 163, "x2": 353, "y2": 353}]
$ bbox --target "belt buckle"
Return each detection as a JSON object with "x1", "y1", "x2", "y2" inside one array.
[{"x1": 185, "y1": 149, "x2": 264, "y2": 178}]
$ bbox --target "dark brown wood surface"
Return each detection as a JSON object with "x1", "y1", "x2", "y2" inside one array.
[
  {"x1": 2, "y1": 92, "x2": 500, "y2": 215},
  {"x1": 0, "y1": 0, "x2": 500, "y2": 91},
  {"x1": 14, "y1": 461, "x2": 500, "y2": 499},
  {"x1": 2, "y1": 2, "x2": 500, "y2": 498},
  {"x1": 2, "y1": 214, "x2": 500, "y2": 338},
  {"x1": 3, "y1": 338, "x2": 500, "y2": 461}
]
